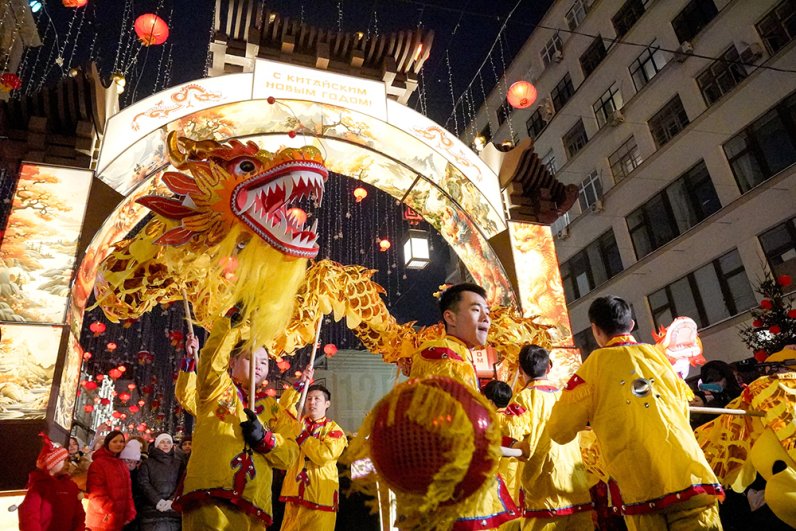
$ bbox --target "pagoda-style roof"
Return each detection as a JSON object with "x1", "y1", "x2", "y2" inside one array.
[{"x1": 209, "y1": 0, "x2": 433, "y2": 103}]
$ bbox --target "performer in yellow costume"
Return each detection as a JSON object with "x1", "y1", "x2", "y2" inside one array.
[
  {"x1": 174, "y1": 318, "x2": 300, "y2": 530},
  {"x1": 280, "y1": 383, "x2": 348, "y2": 530},
  {"x1": 514, "y1": 344, "x2": 593, "y2": 531},
  {"x1": 409, "y1": 283, "x2": 520, "y2": 530},
  {"x1": 548, "y1": 296, "x2": 723, "y2": 531}
]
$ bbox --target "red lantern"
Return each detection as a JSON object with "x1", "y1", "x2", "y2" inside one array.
[
  {"x1": 755, "y1": 349, "x2": 768, "y2": 362},
  {"x1": 752, "y1": 319, "x2": 763, "y2": 328},
  {"x1": 100, "y1": 398, "x2": 111, "y2": 406},
  {"x1": 83, "y1": 352, "x2": 92, "y2": 361},
  {"x1": 134, "y1": 14, "x2": 170, "y2": 46},
  {"x1": 0, "y1": 73, "x2": 22, "y2": 92},
  {"x1": 95, "y1": 374, "x2": 105, "y2": 382},
  {"x1": 108, "y1": 368, "x2": 122, "y2": 380},
  {"x1": 84, "y1": 381, "x2": 98, "y2": 391},
  {"x1": 128, "y1": 383, "x2": 136, "y2": 390},
  {"x1": 266, "y1": 388, "x2": 277, "y2": 397},
  {"x1": 353, "y1": 187, "x2": 368, "y2": 203},
  {"x1": 379, "y1": 239, "x2": 391, "y2": 252},
  {"x1": 788, "y1": 309, "x2": 796, "y2": 319},
  {"x1": 287, "y1": 207, "x2": 308, "y2": 227},
  {"x1": 62, "y1": 0, "x2": 88, "y2": 6},
  {"x1": 129, "y1": 405, "x2": 140, "y2": 413},
  {"x1": 84, "y1": 404, "x2": 94, "y2": 413},
  {"x1": 137, "y1": 424, "x2": 146, "y2": 432},
  {"x1": 89, "y1": 321, "x2": 106, "y2": 336},
  {"x1": 507, "y1": 80, "x2": 537, "y2": 109},
  {"x1": 151, "y1": 399, "x2": 161, "y2": 409},
  {"x1": 323, "y1": 344, "x2": 338, "y2": 357},
  {"x1": 138, "y1": 399, "x2": 145, "y2": 407},
  {"x1": 118, "y1": 392, "x2": 131, "y2": 402},
  {"x1": 760, "y1": 299, "x2": 773, "y2": 310},
  {"x1": 778, "y1": 274, "x2": 793, "y2": 287},
  {"x1": 770, "y1": 325, "x2": 781, "y2": 334},
  {"x1": 112, "y1": 411, "x2": 122, "y2": 419},
  {"x1": 106, "y1": 342, "x2": 117, "y2": 352}
]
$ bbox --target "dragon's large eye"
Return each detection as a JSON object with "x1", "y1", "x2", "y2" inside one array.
[{"x1": 229, "y1": 157, "x2": 260, "y2": 176}]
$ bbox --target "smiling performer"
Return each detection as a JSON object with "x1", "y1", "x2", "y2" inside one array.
[
  {"x1": 409, "y1": 283, "x2": 520, "y2": 530},
  {"x1": 280, "y1": 383, "x2": 347, "y2": 531}
]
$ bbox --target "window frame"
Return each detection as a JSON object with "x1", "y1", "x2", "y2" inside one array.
[
  {"x1": 551, "y1": 73, "x2": 576, "y2": 112},
  {"x1": 561, "y1": 230, "x2": 624, "y2": 302},
  {"x1": 696, "y1": 45, "x2": 748, "y2": 106},
  {"x1": 541, "y1": 33, "x2": 564, "y2": 67},
  {"x1": 755, "y1": 0, "x2": 796, "y2": 55},
  {"x1": 564, "y1": 119, "x2": 589, "y2": 158},
  {"x1": 759, "y1": 216, "x2": 796, "y2": 279},
  {"x1": 580, "y1": 36, "x2": 608, "y2": 78},
  {"x1": 649, "y1": 95, "x2": 690, "y2": 148},
  {"x1": 578, "y1": 170, "x2": 603, "y2": 211},
  {"x1": 593, "y1": 83, "x2": 623, "y2": 128},
  {"x1": 609, "y1": 136, "x2": 643, "y2": 181},
  {"x1": 612, "y1": 0, "x2": 647, "y2": 37},
  {"x1": 526, "y1": 108, "x2": 546, "y2": 139},
  {"x1": 566, "y1": 0, "x2": 589, "y2": 30},
  {"x1": 629, "y1": 40, "x2": 668, "y2": 91},
  {"x1": 671, "y1": 0, "x2": 719, "y2": 44}
]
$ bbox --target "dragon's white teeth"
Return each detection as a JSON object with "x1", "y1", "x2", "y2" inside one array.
[
  {"x1": 281, "y1": 178, "x2": 293, "y2": 202},
  {"x1": 279, "y1": 215, "x2": 289, "y2": 237},
  {"x1": 310, "y1": 219, "x2": 318, "y2": 234}
]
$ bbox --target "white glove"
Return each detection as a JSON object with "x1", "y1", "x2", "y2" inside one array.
[
  {"x1": 156, "y1": 499, "x2": 169, "y2": 512},
  {"x1": 162, "y1": 500, "x2": 173, "y2": 512},
  {"x1": 747, "y1": 489, "x2": 766, "y2": 512}
]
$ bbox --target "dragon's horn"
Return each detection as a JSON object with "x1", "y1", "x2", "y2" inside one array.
[{"x1": 167, "y1": 132, "x2": 224, "y2": 168}]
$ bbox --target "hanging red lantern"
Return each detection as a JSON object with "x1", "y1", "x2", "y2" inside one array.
[
  {"x1": 62, "y1": 0, "x2": 88, "y2": 8},
  {"x1": 84, "y1": 381, "x2": 98, "y2": 391},
  {"x1": 151, "y1": 399, "x2": 161, "y2": 409},
  {"x1": 89, "y1": 321, "x2": 106, "y2": 336},
  {"x1": 507, "y1": 81, "x2": 537, "y2": 109},
  {"x1": 379, "y1": 239, "x2": 391, "y2": 252},
  {"x1": 134, "y1": 14, "x2": 170, "y2": 46},
  {"x1": 108, "y1": 368, "x2": 122, "y2": 380},
  {"x1": 353, "y1": 187, "x2": 368, "y2": 203},
  {"x1": 112, "y1": 411, "x2": 122, "y2": 419},
  {"x1": 83, "y1": 352, "x2": 92, "y2": 361},
  {"x1": 138, "y1": 399, "x2": 145, "y2": 407},
  {"x1": 118, "y1": 391, "x2": 132, "y2": 402},
  {"x1": 323, "y1": 343, "x2": 338, "y2": 357},
  {"x1": 0, "y1": 73, "x2": 22, "y2": 92},
  {"x1": 118, "y1": 366, "x2": 126, "y2": 373},
  {"x1": 84, "y1": 404, "x2": 94, "y2": 413},
  {"x1": 129, "y1": 405, "x2": 140, "y2": 413},
  {"x1": 100, "y1": 398, "x2": 111, "y2": 406},
  {"x1": 127, "y1": 383, "x2": 136, "y2": 390},
  {"x1": 106, "y1": 342, "x2": 117, "y2": 352},
  {"x1": 266, "y1": 388, "x2": 277, "y2": 397}
]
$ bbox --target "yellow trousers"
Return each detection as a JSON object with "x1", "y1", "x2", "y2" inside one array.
[
  {"x1": 521, "y1": 511, "x2": 594, "y2": 530},
  {"x1": 181, "y1": 503, "x2": 267, "y2": 531},
  {"x1": 624, "y1": 501, "x2": 722, "y2": 531},
  {"x1": 280, "y1": 502, "x2": 336, "y2": 531}
]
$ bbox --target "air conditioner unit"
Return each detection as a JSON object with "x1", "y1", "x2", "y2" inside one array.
[
  {"x1": 541, "y1": 98, "x2": 555, "y2": 121},
  {"x1": 609, "y1": 109, "x2": 624, "y2": 126},
  {"x1": 739, "y1": 42, "x2": 764, "y2": 64},
  {"x1": 557, "y1": 226, "x2": 570, "y2": 239},
  {"x1": 674, "y1": 41, "x2": 693, "y2": 62},
  {"x1": 553, "y1": 50, "x2": 564, "y2": 63},
  {"x1": 589, "y1": 199, "x2": 604, "y2": 213}
]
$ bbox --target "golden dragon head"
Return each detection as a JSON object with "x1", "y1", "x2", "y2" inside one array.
[{"x1": 140, "y1": 132, "x2": 328, "y2": 258}]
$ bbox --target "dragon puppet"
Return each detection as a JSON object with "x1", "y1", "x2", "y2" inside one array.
[{"x1": 93, "y1": 133, "x2": 566, "y2": 375}]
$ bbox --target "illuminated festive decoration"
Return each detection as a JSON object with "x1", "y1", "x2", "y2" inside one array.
[
  {"x1": 106, "y1": 342, "x2": 117, "y2": 352},
  {"x1": 83, "y1": 352, "x2": 92, "y2": 361},
  {"x1": 378, "y1": 239, "x2": 391, "y2": 252},
  {"x1": 118, "y1": 391, "x2": 131, "y2": 402},
  {"x1": 323, "y1": 343, "x2": 338, "y2": 357},
  {"x1": 507, "y1": 81, "x2": 537, "y2": 109},
  {"x1": 62, "y1": 0, "x2": 88, "y2": 7},
  {"x1": 127, "y1": 383, "x2": 136, "y2": 390},
  {"x1": 287, "y1": 207, "x2": 308, "y2": 227},
  {"x1": 84, "y1": 404, "x2": 94, "y2": 413},
  {"x1": 108, "y1": 368, "x2": 122, "y2": 380},
  {"x1": 89, "y1": 321, "x2": 106, "y2": 336},
  {"x1": 129, "y1": 405, "x2": 140, "y2": 413},
  {"x1": 0, "y1": 73, "x2": 22, "y2": 92},
  {"x1": 84, "y1": 381, "x2": 98, "y2": 391},
  {"x1": 402, "y1": 229, "x2": 430, "y2": 270},
  {"x1": 138, "y1": 400, "x2": 145, "y2": 407},
  {"x1": 134, "y1": 14, "x2": 170, "y2": 46},
  {"x1": 353, "y1": 187, "x2": 368, "y2": 202}
]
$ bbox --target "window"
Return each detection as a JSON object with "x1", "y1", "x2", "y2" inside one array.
[
  {"x1": 613, "y1": 0, "x2": 647, "y2": 37},
  {"x1": 672, "y1": 0, "x2": 718, "y2": 44},
  {"x1": 541, "y1": 33, "x2": 564, "y2": 67},
  {"x1": 566, "y1": 0, "x2": 589, "y2": 30},
  {"x1": 542, "y1": 150, "x2": 558, "y2": 176},
  {"x1": 526, "y1": 108, "x2": 546, "y2": 140},
  {"x1": 697, "y1": 45, "x2": 748, "y2": 106},
  {"x1": 648, "y1": 249, "x2": 756, "y2": 328},
  {"x1": 759, "y1": 217, "x2": 796, "y2": 280},
  {"x1": 756, "y1": 0, "x2": 796, "y2": 55},
  {"x1": 630, "y1": 41, "x2": 668, "y2": 91},
  {"x1": 551, "y1": 212, "x2": 571, "y2": 235},
  {"x1": 578, "y1": 171, "x2": 603, "y2": 211},
  {"x1": 561, "y1": 230, "x2": 624, "y2": 302},
  {"x1": 593, "y1": 84, "x2": 623, "y2": 128},
  {"x1": 551, "y1": 73, "x2": 576, "y2": 112},
  {"x1": 627, "y1": 161, "x2": 721, "y2": 258},
  {"x1": 580, "y1": 36, "x2": 608, "y2": 78},
  {"x1": 564, "y1": 120, "x2": 589, "y2": 158},
  {"x1": 649, "y1": 95, "x2": 690, "y2": 148},
  {"x1": 609, "y1": 137, "x2": 643, "y2": 181},
  {"x1": 574, "y1": 328, "x2": 599, "y2": 360},
  {"x1": 723, "y1": 91, "x2": 796, "y2": 192}
]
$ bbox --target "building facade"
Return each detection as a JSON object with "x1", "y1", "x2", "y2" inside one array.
[{"x1": 468, "y1": 0, "x2": 796, "y2": 363}]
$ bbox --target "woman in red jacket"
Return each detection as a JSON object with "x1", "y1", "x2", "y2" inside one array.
[
  {"x1": 86, "y1": 430, "x2": 136, "y2": 530},
  {"x1": 18, "y1": 433, "x2": 85, "y2": 531}
]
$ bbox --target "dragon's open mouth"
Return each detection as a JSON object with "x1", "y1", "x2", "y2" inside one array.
[{"x1": 231, "y1": 161, "x2": 327, "y2": 258}]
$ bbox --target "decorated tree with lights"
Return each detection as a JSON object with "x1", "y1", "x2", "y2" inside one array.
[{"x1": 739, "y1": 272, "x2": 796, "y2": 361}]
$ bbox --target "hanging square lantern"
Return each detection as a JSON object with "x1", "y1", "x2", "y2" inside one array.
[{"x1": 403, "y1": 229, "x2": 431, "y2": 270}]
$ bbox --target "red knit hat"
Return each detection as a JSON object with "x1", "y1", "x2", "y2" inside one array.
[{"x1": 36, "y1": 432, "x2": 69, "y2": 472}]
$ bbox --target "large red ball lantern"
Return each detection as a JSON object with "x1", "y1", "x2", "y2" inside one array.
[
  {"x1": 323, "y1": 343, "x2": 338, "y2": 357},
  {"x1": 378, "y1": 239, "x2": 391, "y2": 252},
  {"x1": 84, "y1": 381, "x2": 98, "y2": 391},
  {"x1": 112, "y1": 411, "x2": 122, "y2": 419},
  {"x1": 368, "y1": 376, "x2": 498, "y2": 503},
  {"x1": 84, "y1": 404, "x2": 94, "y2": 413},
  {"x1": 507, "y1": 80, "x2": 537, "y2": 109},
  {"x1": 118, "y1": 391, "x2": 131, "y2": 402},
  {"x1": 100, "y1": 398, "x2": 111, "y2": 406},
  {"x1": 108, "y1": 368, "x2": 122, "y2": 380},
  {"x1": 106, "y1": 342, "x2": 117, "y2": 352},
  {"x1": 62, "y1": 0, "x2": 88, "y2": 7},
  {"x1": 129, "y1": 405, "x2": 140, "y2": 413},
  {"x1": 134, "y1": 14, "x2": 170, "y2": 46}
]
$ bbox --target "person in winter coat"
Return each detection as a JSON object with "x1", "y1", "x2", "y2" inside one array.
[
  {"x1": 86, "y1": 430, "x2": 137, "y2": 530},
  {"x1": 137, "y1": 433, "x2": 184, "y2": 531},
  {"x1": 18, "y1": 433, "x2": 85, "y2": 531},
  {"x1": 121, "y1": 439, "x2": 144, "y2": 531},
  {"x1": 65, "y1": 435, "x2": 91, "y2": 491}
]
